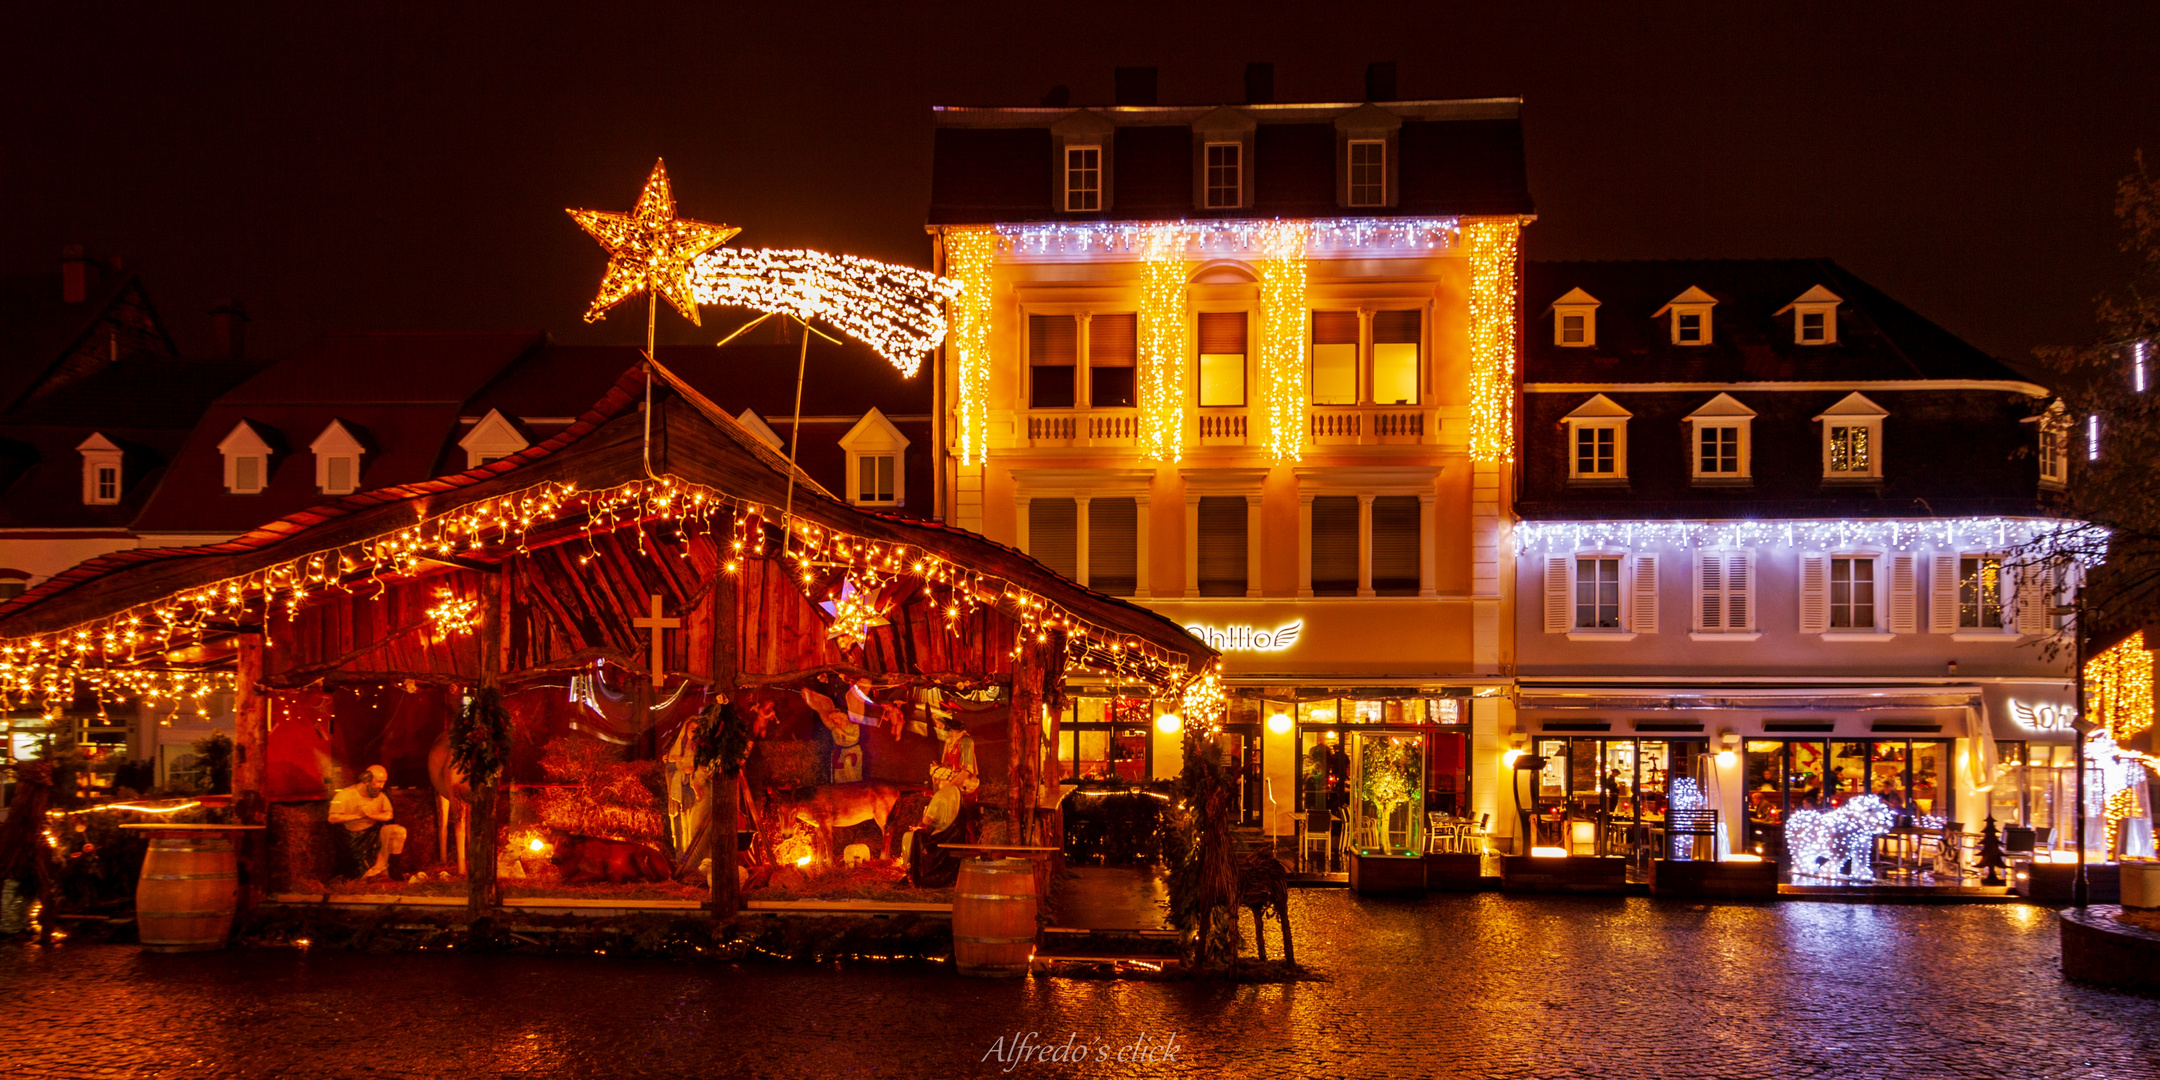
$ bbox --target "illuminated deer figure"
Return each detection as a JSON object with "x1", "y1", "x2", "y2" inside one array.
[
  {"x1": 426, "y1": 733, "x2": 472, "y2": 876},
  {"x1": 1784, "y1": 794, "x2": 1897, "y2": 882}
]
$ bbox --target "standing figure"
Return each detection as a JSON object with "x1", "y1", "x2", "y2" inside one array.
[
  {"x1": 904, "y1": 712, "x2": 980, "y2": 886},
  {"x1": 329, "y1": 765, "x2": 409, "y2": 881}
]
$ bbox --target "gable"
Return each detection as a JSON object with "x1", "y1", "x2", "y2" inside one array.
[{"x1": 1564, "y1": 393, "x2": 1632, "y2": 420}]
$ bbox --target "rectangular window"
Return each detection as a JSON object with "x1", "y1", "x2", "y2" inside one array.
[
  {"x1": 1347, "y1": 140, "x2": 1386, "y2": 206},
  {"x1": 1064, "y1": 146, "x2": 1100, "y2": 212},
  {"x1": 1029, "y1": 313, "x2": 1077, "y2": 409},
  {"x1": 1089, "y1": 313, "x2": 1137, "y2": 408},
  {"x1": 1828, "y1": 425, "x2": 1871, "y2": 473},
  {"x1": 857, "y1": 455, "x2": 895, "y2": 503},
  {"x1": 1088, "y1": 497, "x2": 1138, "y2": 596},
  {"x1": 1698, "y1": 426, "x2": 1739, "y2": 474},
  {"x1": 94, "y1": 464, "x2": 118, "y2": 502},
  {"x1": 1310, "y1": 495, "x2": 1359, "y2": 596},
  {"x1": 1800, "y1": 311, "x2": 1826, "y2": 342},
  {"x1": 1371, "y1": 310, "x2": 1420, "y2": 406},
  {"x1": 1028, "y1": 498, "x2": 1078, "y2": 580},
  {"x1": 1676, "y1": 312, "x2": 1703, "y2": 343},
  {"x1": 1575, "y1": 426, "x2": 1615, "y2": 476},
  {"x1": 325, "y1": 456, "x2": 353, "y2": 494},
  {"x1": 1204, "y1": 143, "x2": 1241, "y2": 208},
  {"x1": 1698, "y1": 551, "x2": 1751, "y2": 631},
  {"x1": 1561, "y1": 314, "x2": 1585, "y2": 344},
  {"x1": 1960, "y1": 556, "x2": 2004, "y2": 629},
  {"x1": 1310, "y1": 311, "x2": 1359, "y2": 404},
  {"x1": 1370, "y1": 495, "x2": 1420, "y2": 596},
  {"x1": 1196, "y1": 496, "x2": 1248, "y2": 597},
  {"x1": 232, "y1": 455, "x2": 261, "y2": 494},
  {"x1": 1830, "y1": 557, "x2": 1875, "y2": 629},
  {"x1": 1575, "y1": 556, "x2": 1622, "y2": 629},
  {"x1": 1197, "y1": 311, "x2": 1247, "y2": 407},
  {"x1": 2039, "y1": 424, "x2": 2067, "y2": 485}
]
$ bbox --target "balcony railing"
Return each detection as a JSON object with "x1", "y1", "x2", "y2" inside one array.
[
  {"x1": 1197, "y1": 410, "x2": 1247, "y2": 446},
  {"x1": 1026, "y1": 408, "x2": 1138, "y2": 447},
  {"x1": 1311, "y1": 406, "x2": 1431, "y2": 446},
  {"x1": 1024, "y1": 405, "x2": 1437, "y2": 450}
]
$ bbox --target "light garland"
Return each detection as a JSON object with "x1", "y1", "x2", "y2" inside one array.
[
  {"x1": 1255, "y1": 221, "x2": 1309, "y2": 462},
  {"x1": 569, "y1": 159, "x2": 741, "y2": 326},
  {"x1": 1785, "y1": 793, "x2": 1896, "y2": 882},
  {"x1": 426, "y1": 589, "x2": 481, "y2": 637},
  {"x1": 944, "y1": 228, "x2": 996, "y2": 467},
  {"x1": 689, "y1": 248, "x2": 957, "y2": 377},
  {"x1": 2104, "y1": 788, "x2": 2139, "y2": 855},
  {"x1": 1464, "y1": 219, "x2": 1520, "y2": 465},
  {"x1": 2084, "y1": 631, "x2": 2153, "y2": 743},
  {"x1": 1179, "y1": 667, "x2": 1226, "y2": 739},
  {"x1": 1136, "y1": 227, "x2": 1189, "y2": 463},
  {"x1": 996, "y1": 217, "x2": 1458, "y2": 258},
  {"x1": 1514, "y1": 516, "x2": 2107, "y2": 561}
]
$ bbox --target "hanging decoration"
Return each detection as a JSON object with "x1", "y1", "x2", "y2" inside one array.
[
  {"x1": 819, "y1": 578, "x2": 891, "y2": 652},
  {"x1": 944, "y1": 228, "x2": 997, "y2": 467},
  {"x1": 1255, "y1": 221, "x2": 1310, "y2": 462},
  {"x1": 1515, "y1": 516, "x2": 2107, "y2": 561},
  {"x1": 1464, "y1": 218, "x2": 1521, "y2": 465},
  {"x1": 1179, "y1": 667, "x2": 1226, "y2": 739},
  {"x1": 568, "y1": 159, "x2": 742, "y2": 326},
  {"x1": 996, "y1": 217, "x2": 1457, "y2": 257},
  {"x1": 1137, "y1": 227, "x2": 1190, "y2": 463},
  {"x1": 426, "y1": 588, "x2": 481, "y2": 637},
  {"x1": 2084, "y1": 631, "x2": 2154, "y2": 743},
  {"x1": 450, "y1": 685, "x2": 512, "y2": 787},
  {"x1": 688, "y1": 248, "x2": 957, "y2": 377}
]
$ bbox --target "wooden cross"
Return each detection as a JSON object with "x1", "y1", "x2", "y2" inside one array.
[{"x1": 632, "y1": 593, "x2": 680, "y2": 681}]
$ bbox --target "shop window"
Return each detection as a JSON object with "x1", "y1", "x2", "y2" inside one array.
[
  {"x1": 1065, "y1": 145, "x2": 1101, "y2": 212},
  {"x1": 1309, "y1": 495, "x2": 1359, "y2": 596},
  {"x1": 1310, "y1": 310, "x2": 1359, "y2": 404},
  {"x1": 1528, "y1": 737, "x2": 1705, "y2": 853},
  {"x1": 1089, "y1": 313, "x2": 1137, "y2": 408},
  {"x1": 1197, "y1": 311, "x2": 1247, "y2": 407},
  {"x1": 1370, "y1": 495, "x2": 1420, "y2": 596},
  {"x1": 1195, "y1": 495, "x2": 1248, "y2": 597},
  {"x1": 1371, "y1": 310, "x2": 1420, "y2": 406},
  {"x1": 1029, "y1": 314, "x2": 1077, "y2": 409},
  {"x1": 1027, "y1": 498, "x2": 1078, "y2": 580},
  {"x1": 1088, "y1": 497, "x2": 1138, "y2": 596}
]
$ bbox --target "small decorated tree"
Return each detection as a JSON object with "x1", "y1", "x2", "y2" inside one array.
[{"x1": 1977, "y1": 814, "x2": 2007, "y2": 886}]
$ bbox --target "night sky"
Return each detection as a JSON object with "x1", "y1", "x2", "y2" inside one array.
[{"x1": 5, "y1": 2, "x2": 2156, "y2": 374}]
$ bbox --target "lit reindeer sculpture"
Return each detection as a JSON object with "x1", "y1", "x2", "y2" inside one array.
[
  {"x1": 1784, "y1": 794, "x2": 1897, "y2": 882},
  {"x1": 426, "y1": 732, "x2": 472, "y2": 876}
]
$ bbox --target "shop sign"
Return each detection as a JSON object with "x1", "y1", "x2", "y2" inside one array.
[
  {"x1": 1183, "y1": 620, "x2": 1302, "y2": 653},
  {"x1": 2008, "y1": 699, "x2": 2075, "y2": 733}
]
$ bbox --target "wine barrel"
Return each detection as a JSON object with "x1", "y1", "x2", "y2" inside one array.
[
  {"x1": 951, "y1": 857, "x2": 1037, "y2": 977},
  {"x1": 136, "y1": 834, "x2": 239, "y2": 952}
]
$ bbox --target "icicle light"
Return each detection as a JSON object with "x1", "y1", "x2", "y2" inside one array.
[
  {"x1": 1137, "y1": 227, "x2": 1189, "y2": 463},
  {"x1": 1464, "y1": 219, "x2": 1521, "y2": 465},
  {"x1": 944, "y1": 228, "x2": 997, "y2": 467},
  {"x1": 689, "y1": 248, "x2": 958, "y2": 377},
  {"x1": 1256, "y1": 221, "x2": 1310, "y2": 461}
]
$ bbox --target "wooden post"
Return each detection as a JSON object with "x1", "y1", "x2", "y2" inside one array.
[
  {"x1": 1008, "y1": 637, "x2": 1041, "y2": 847},
  {"x1": 710, "y1": 567, "x2": 741, "y2": 919},
  {"x1": 468, "y1": 573, "x2": 506, "y2": 920},
  {"x1": 232, "y1": 634, "x2": 269, "y2": 910}
]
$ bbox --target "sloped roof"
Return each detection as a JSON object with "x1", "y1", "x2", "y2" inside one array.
[{"x1": 0, "y1": 269, "x2": 178, "y2": 412}]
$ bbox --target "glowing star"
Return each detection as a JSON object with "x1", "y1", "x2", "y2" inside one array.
[
  {"x1": 819, "y1": 579, "x2": 890, "y2": 652},
  {"x1": 568, "y1": 159, "x2": 741, "y2": 326}
]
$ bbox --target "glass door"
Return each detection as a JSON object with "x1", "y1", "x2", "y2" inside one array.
[{"x1": 1347, "y1": 730, "x2": 1425, "y2": 856}]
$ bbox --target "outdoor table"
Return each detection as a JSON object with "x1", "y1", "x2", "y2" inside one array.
[{"x1": 119, "y1": 823, "x2": 264, "y2": 952}]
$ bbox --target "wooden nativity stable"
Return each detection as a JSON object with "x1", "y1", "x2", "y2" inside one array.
[{"x1": 0, "y1": 362, "x2": 1213, "y2": 917}]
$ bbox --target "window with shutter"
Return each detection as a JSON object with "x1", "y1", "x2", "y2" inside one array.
[
  {"x1": 1544, "y1": 556, "x2": 1571, "y2": 633},
  {"x1": 1369, "y1": 495, "x2": 1419, "y2": 596},
  {"x1": 1929, "y1": 553, "x2": 1959, "y2": 632},
  {"x1": 1576, "y1": 556, "x2": 1622, "y2": 629},
  {"x1": 1631, "y1": 554, "x2": 1659, "y2": 633},
  {"x1": 1959, "y1": 556, "x2": 2005, "y2": 629},
  {"x1": 1699, "y1": 553, "x2": 1725, "y2": 631},
  {"x1": 1726, "y1": 552, "x2": 1752, "y2": 630},
  {"x1": 1371, "y1": 310, "x2": 1420, "y2": 406},
  {"x1": 2014, "y1": 562, "x2": 2053, "y2": 635},
  {"x1": 1309, "y1": 496, "x2": 1358, "y2": 596},
  {"x1": 1196, "y1": 496, "x2": 1248, "y2": 597},
  {"x1": 1698, "y1": 551, "x2": 1752, "y2": 632},
  {"x1": 1028, "y1": 498, "x2": 1078, "y2": 580},
  {"x1": 1887, "y1": 554, "x2": 1918, "y2": 633},
  {"x1": 1311, "y1": 311, "x2": 1358, "y2": 404},
  {"x1": 1089, "y1": 313, "x2": 1137, "y2": 408},
  {"x1": 1088, "y1": 497, "x2": 1138, "y2": 596},
  {"x1": 1197, "y1": 311, "x2": 1247, "y2": 407},
  {"x1": 1830, "y1": 557, "x2": 1875, "y2": 630},
  {"x1": 1029, "y1": 314, "x2": 1077, "y2": 408}
]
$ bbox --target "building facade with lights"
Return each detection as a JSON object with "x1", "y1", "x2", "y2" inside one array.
[
  {"x1": 925, "y1": 69, "x2": 1530, "y2": 869},
  {"x1": 1513, "y1": 258, "x2": 2089, "y2": 867}
]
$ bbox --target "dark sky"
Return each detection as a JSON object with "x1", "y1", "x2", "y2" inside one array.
[{"x1": 5, "y1": 2, "x2": 2157, "y2": 374}]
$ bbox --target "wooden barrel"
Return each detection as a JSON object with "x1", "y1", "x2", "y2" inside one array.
[
  {"x1": 952, "y1": 857, "x2": 1037, "y2": 977},
  {"x1": 136, "y1": 834, "x2": 238, "y2": 952}
]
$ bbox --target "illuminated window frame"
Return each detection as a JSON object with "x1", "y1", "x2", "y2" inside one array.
[
  {"x1": 1065, "y1": 145, "x2": 1101, "y2": 213},
  {"x1": 1347, "y1": 140, "x2": 1386, "y2": 207},
  {"x1": 1203, "y1": 143, "x2": 1242, "y2": 209}
]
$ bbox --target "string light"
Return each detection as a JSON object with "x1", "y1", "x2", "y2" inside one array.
[
  {"x1": 1785, "y1": 793, "x2": 1896, "y2": 882},
  {"x1": 1136, "y1": 227, "x2": 1188, "y2": 463},
  {"x1": 1255, "y1": 221, "x2": 1309, "y2": 461},
  {"x1": 1179, "y1": 667, "x2": 1226, "y2": 739},
  {"x1": 1464, "y1": 219, "x2": 1521, "y2": 465},
  {"x1": 426, "y1": 589, "x2": 481, "y2": 637},
  {"x1": 995, "y1": 217, "x2": 1458, "y2": 258},
  {"x1": 1514, "y1": 516, "x2": 2107, "y2": 561},
  {"x1": 689, "y1": 248, "x2": 957, "y2": 377},
  {"x1": 568, "y1": 159, "x2": 741, "y2": 326},
  {"x1": 944, "y1": 228, "x2": 997, "y2": 467},
  {"x1": 2084, "y1": 631, "x2": 2153, "y2": 744}
]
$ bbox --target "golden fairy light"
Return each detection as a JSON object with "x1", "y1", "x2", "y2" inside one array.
[
  {"x1": 1179, "y1": 667, "x2": 1226, "y2": 739},
  {"x1": 1464, "y1": 218, "x2": 1522, "y2": 465},
  {"x1": 1136, "y1": 227, "x2": 1189, "y2": 463},
  {"x1": 426, "y1": 589, "x2": 481, "y2": 637},
  {"x1": 2084, "y1": 631, "x2": 2154, "y2": 743},
  {"x1": 1255, "y1": 221, "x2": 1310, "y2": 462},
  {"x1": 689, "y1": 247, "x2": 957, "y2": 377},
  {"x1": 944, "y1": 228, "x2": 997, "y2": 467},
  {"x1": 569, "y1": 158, "x2": 742, "y2": 327}
]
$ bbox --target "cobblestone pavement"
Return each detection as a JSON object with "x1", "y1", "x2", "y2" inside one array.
[{"x1": 4, "y1": 893, "x2": 2157, "y2": 1080}]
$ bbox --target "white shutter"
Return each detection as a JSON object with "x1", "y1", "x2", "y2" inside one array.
[
  {"x1": 2015, "y1": 562, "x2": 2051, "y2": 635},
  {"x1": 1728, "y1": 551, "x2": 1754, "y2": 631},
  {"x1": 1798, "y1": 553, "x2": 1829, "y2": 634},
  {"x1": 1698, "y1": 552, "x2": 1725, "y2": 631},
  {"x1": 1631, "y1": 554, "x2": 1659, "y2": 634},
  {"x1": 1887, "y1": 554, "x2": 1918, "y2": 634},
  {"x1": 1545, "y1": 556, "x2": 1571, "y2": 633},
  {"x1": 1929, "y1": 553, "x2": 1960, "y2": 633}
]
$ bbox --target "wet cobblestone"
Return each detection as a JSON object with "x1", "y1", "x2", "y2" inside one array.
[{"x1": 4, "y1": 893, "x2": 2157, "y2": 1079}]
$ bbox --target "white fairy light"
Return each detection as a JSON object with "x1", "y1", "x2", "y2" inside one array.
[
  {"x1": 995, "y1": 216, "x2": 1459, "y2": 258},
  {"x1": 1513, "y1": 516, "x2": 2106, "y2": 563},
  {"x1": 690, "y1": 248, "x2": 958, "y2": 377}
]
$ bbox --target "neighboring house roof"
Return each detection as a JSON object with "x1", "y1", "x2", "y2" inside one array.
[
  {"x1": 1523, "y1": 259, "x2": 2037, "y2": 386},
  {"x1": 0, "y1": 267, "x2": 178, "y2": 413},
  {"x1": 928, "y1": 99, "x2": 1533, "y2": 224}
]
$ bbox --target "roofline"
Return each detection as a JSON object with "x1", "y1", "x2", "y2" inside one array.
[
  {"x1": 1524, "y1": 379, "x2": 2050, "y2": 398},
  {"x1": 932, "y1": 98, "x2": 1522, "y2": 125}
]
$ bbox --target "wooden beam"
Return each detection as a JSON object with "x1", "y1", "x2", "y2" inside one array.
[{"x1": 710, "y1": 569, "x2": 741, "y2": 920}]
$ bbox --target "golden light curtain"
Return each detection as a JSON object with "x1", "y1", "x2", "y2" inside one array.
[
  {"x1": 2085, "y1": 630, "x2": 2155, "y2": 743},
  {"x1": 1137, "y1": 228, "x2": 1189, "y2": 462},
  {"x1": 1255, "y1": 222, "x2": 1310, "y2": 461},
  {"x1": 1464, "y1": 219, "x2": 1522, "y2": 465},
  {"x1": 944, "y1": 228, "x2": 997, "y2": 467}
]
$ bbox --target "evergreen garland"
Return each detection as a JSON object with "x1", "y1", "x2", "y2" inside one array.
[
  {"x1": 451, "y1": 685, "x2": 512, "y2": 786},
  {"x1": 693, "y1": 698, "x2": 754, "y2": 776}
]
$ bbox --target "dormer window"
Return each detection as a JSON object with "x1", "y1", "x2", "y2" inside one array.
[
  {"x1": 1655, "y1": 287, "x2": 1718, "y2": 346},
  {"x1": 1563, "y1": 394, "x2": 1631, "y2": 482},
  {"x1": 218, "y1": 420, "x2": 274, "y2": 495},
  {"x1": 459, "y1": 408, "x2": 531, "y2": 469},
  {"x1": 1347, "y1": 140, "x2": 1386, "y2": 207},
  {"x1": 838, "y1": 407, "x2": 909, "y2": 508},
  {"x1": 1685, "y1": 393, "x2": 1755, "y2": 482},
  {"x1": 309, "y1": 420, "x2": 367, "y2": 496},
  {"x1": 1816, "y1": 392, "x2": 1887, "y2": 481},
  {"x1": 1204, "y1": 143, "x2": 1242, "y2": 209},
  {"x1": 1778, "y1": 285, "x2": 1843, "y2": 345},
  {"x1": 1550, "y1": 288, "x2": 1600, "y2": 348},
  {"x1": 2032, "y1": 401, "x2": 2071, "y2": 490},
  {"x1": 76, "y1": 433, "x2": 123, "y2": 506},
  {"x1": 1064, "y1": 145, "x2": 1101, "y2": 212}
]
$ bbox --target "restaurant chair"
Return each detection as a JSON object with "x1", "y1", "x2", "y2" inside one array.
[{"x1": 1301, "y1": 810, "x2": 1332, "y2": 872}]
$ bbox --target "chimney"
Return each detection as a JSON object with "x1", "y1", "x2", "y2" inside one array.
[
  {"x1": 1244, "y1": 62, "x2": 1275, "y2": 105},
  {"x1": 1365, "y1": 61, "x2": 1398, "y2": 102},
  {"x1": 209, "y1": 299, "x2": 250, "y2": 360},
  {"x1": 1040, "y1": 84, "x2": 1071, "y2": 108},
  {"x1": 1114, "y1": 66, "x2": 1157, "y2": 107},
  {"x1": 60, "y1": 244, "x2": 89, "y2": 303}
]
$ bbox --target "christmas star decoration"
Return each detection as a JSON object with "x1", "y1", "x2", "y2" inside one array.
[
  {"x1": 819, "y1": 579, "x2": 890, "y2": 652},
  {"x1": 568, "y1": 159, "x2": 741, "y2": 327}
]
